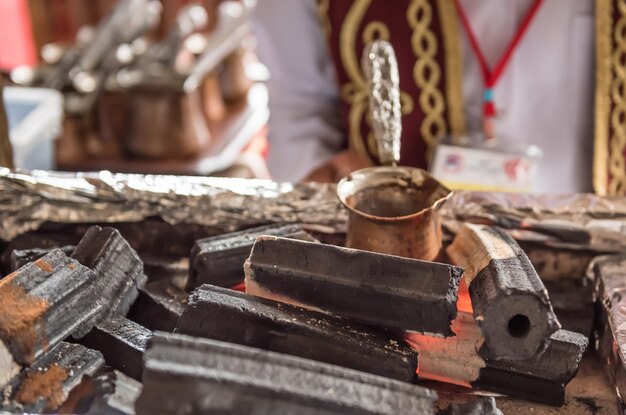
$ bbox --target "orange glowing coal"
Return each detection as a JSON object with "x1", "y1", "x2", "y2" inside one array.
[{"x1": 456, "y1": 279, "x2": 473, "y2": 314}]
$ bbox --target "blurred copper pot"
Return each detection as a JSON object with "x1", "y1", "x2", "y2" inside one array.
[{"x1": 124, "y1": 88, "x2": 210, "y2": 159}]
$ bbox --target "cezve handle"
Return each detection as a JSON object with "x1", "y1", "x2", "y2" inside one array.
[{"x1": 361, "y1": 40, "x2": 402, "y2": 167}]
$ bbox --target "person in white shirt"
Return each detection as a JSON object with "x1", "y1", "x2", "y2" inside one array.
[{"x1": 251, "y1": 0, "x2": 594, "y2": 193}]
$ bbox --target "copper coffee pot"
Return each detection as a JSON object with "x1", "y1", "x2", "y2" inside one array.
[{"x1": 337, "y1": 40, "x2": 452, "y2": 261}]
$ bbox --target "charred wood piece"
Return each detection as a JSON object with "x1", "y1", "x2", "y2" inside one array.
[
  {"x1": 0, "y1": 342, "x2": 104, "y2": 413},
  {"x1": 9, "y1": 245, "x2": 75, "y2": 272},
  {"x1": 447, "y1": 224, "x2": 560, "y2": 359},
  {"x1": 406, "y1": 313, "x2": 587, "y2": 407},
  {"x1": 71, "y1": 226, "x2": 147, "y2": 337},
  {"x1": 81, "y1": 316, "x2": 152, "y2": 381},
  {"x1": 0, "y1": 249, "x2": 101, "y2": 382},
  {"x1": 176, "y1": 284, "x2": 417, "y2": 382},
  {"x1": 136, "y1": 332, "x2": 438, "y2": 415},
  {"x1": 589, "y1": 254, "x2": 626, "y2": 407},
  {"x1": 127, "y1": 280, "x2": 187, "y2": 333},
  {"x1": 188, "y1": 224, "x2": 317, "y2": 291},
  {"x1": 245, "y1": 236, "x2": 462, "y2": 336}
]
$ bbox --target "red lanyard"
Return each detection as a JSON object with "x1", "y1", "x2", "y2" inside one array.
[{"x1": 453, "y1": 0, "x2": 544, "y2": 139}]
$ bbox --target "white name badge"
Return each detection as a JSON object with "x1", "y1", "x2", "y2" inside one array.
[{"x1": 430, "y1": 144, "x2": 538, "y2": 192}]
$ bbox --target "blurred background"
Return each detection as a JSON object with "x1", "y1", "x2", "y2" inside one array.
[{"x1": 0, "y1": 0, "x2": 270, "y2": 178}]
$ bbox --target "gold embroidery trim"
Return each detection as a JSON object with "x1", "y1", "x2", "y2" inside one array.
[
  {"x1": 437, "y1": 0, "x2": 467, "y2": 142},
  {"x1": 595, "y1": 0, "x2": 626, "y2": 195},
  {"x1": 407, "y1": 0, "x2": 447, "y2": 164},
  {"x1": 608, "y1": 0, "x2": 626, "y2": 195},
  {"x1": 595, "y1": 0, "x2": 612, "y2": 195},
  {"x1": 340, "y1": 0, "x2": 374, "y2": 164},
  {"x1": 338, "y1": 0, "x2": 415, "y2": 164}
]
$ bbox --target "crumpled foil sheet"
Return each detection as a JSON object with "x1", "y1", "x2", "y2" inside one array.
[
  {"x1": 2, "y1": 169, "x2": 626, "y2": 253},
  {"x1": 441, "y1": 192, "x2": 626, "y2": 252},
  {"x1": 0, "y1": 168, "x2": 347, "y2": 241}
]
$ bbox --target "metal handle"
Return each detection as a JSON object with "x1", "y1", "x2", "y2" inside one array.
[
  {"x1": 154, "y1": 4, "x2": 209, "y2": 67},
  {"x1": 361, "y1": 40, "x2": 402, "y2": 167}
]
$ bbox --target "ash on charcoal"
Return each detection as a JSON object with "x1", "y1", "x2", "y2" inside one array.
[
  {"x1": 0, "y1": 342, "x2": 104, "y2": 413},
  {"x1": 406, "y1": 313, "x2": 587, "y2": 406},
  {"x1": 188, "y1": 224, "x2": 317, "y2": 291},
  {"x1": 71, "y1": 226, "x2": 147, "y2": 337},
  {"x1": 447, "y1": 224, "x2": 560, "y2": 360},
  {"x1": 0, "y1": 249, "x2": 101, "y2": 378},
  {"x1": 81, "y1": 316, "x2": 152, "y2": 381},
  {"x1": 136, "y1": 332, "x2": 438, "y2": 415},
  {"x1": 245, "y1": 236, "x2": 462, "y2": 336},
  {"x1": 176, "y1": 284, "x2": 417, "y2": 382},
  {"x1": 128, "y1": 281, "x2": 187, "y2": 333}
]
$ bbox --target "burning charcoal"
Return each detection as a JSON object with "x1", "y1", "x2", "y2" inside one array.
[
  {"x1": 245, "y1": 236, "x2": 462, "y2": 336},
  {"x1": 0, "y1": 342, "x2": 104, "y2": 413},
  {"x1": 58, "y1": 369, "x2": 142, "y2": 415},
  {"x1": 545, "y1": 281, "x2": 594, "y2": 337},
  {"x1": 406, "y1": 313, "x2": 587, "y2": 406},
  {"x1": 71, "y1": 226, "x2": 147, "y2": 337},
  {"x1": 136, "y1": 332, "x2": 438, "y2": 415},
  {"x1": 9, "y1": 245, "x2": 75, "y2": 272},
  {"x1": 81, "y1": 316, "x2": 151, "y2": 381},
  {"x1": 176, "y1": 284, "x2": 417, "y2": 382},
  {"x1": 447, "y1": 224, "x2": 560, "y2": 360},
  {"x1": 438, "y1": 397, "x2": 503, "y2": 415},
  {"x1": 187, "y1": 224, "x2": 317, "y2": 291},
  {"x1": 127, "y1": 281, "x2": 187, "y2": 332},
  {"x1": 589, "y1": 254, "x2": 626, "y2": 407},
  {"x1": 477, "y1": 332, "x2": 587, "y2": 407},
  {"x1": 0, "y1": 249, "x2": 101, "y2": 383},
  {"x1": 480, "y1": 329, "x2": 587, "y2": 386}
]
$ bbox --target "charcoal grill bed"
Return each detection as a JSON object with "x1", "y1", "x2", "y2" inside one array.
[{"x1": 0, "y1": 169, "x2": 624, "y2": 414}]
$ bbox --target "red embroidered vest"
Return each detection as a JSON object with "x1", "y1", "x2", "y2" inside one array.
[
  {"x1": 319, "y1": 0, "x2": 626, "y2": 196},
  {"x1": 317, "y1": 0, "x2": 465, "y2": 169}
]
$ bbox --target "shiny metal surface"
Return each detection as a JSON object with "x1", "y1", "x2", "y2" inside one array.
[
  {"x1": 0, "y1": 169, "x2": 346, "y2": 241},
  {"x1": 361, "y1": 40, "x2": 401, "y2": 166}
]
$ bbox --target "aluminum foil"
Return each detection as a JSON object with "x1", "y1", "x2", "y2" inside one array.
[
  {"x1": 2, "y1": 169, "x2": 626, "y2": 253},
  {"x1": 0, "y1": 168, "x2": 346, "y2": 241},
  {"x1": 441, "y1": 191, "x2": 626, "y2": 252}
]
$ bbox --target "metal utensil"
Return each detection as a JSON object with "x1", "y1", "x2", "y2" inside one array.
[{"x1": 337, "y1": 40, "x2": 452, "y2": 260}]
